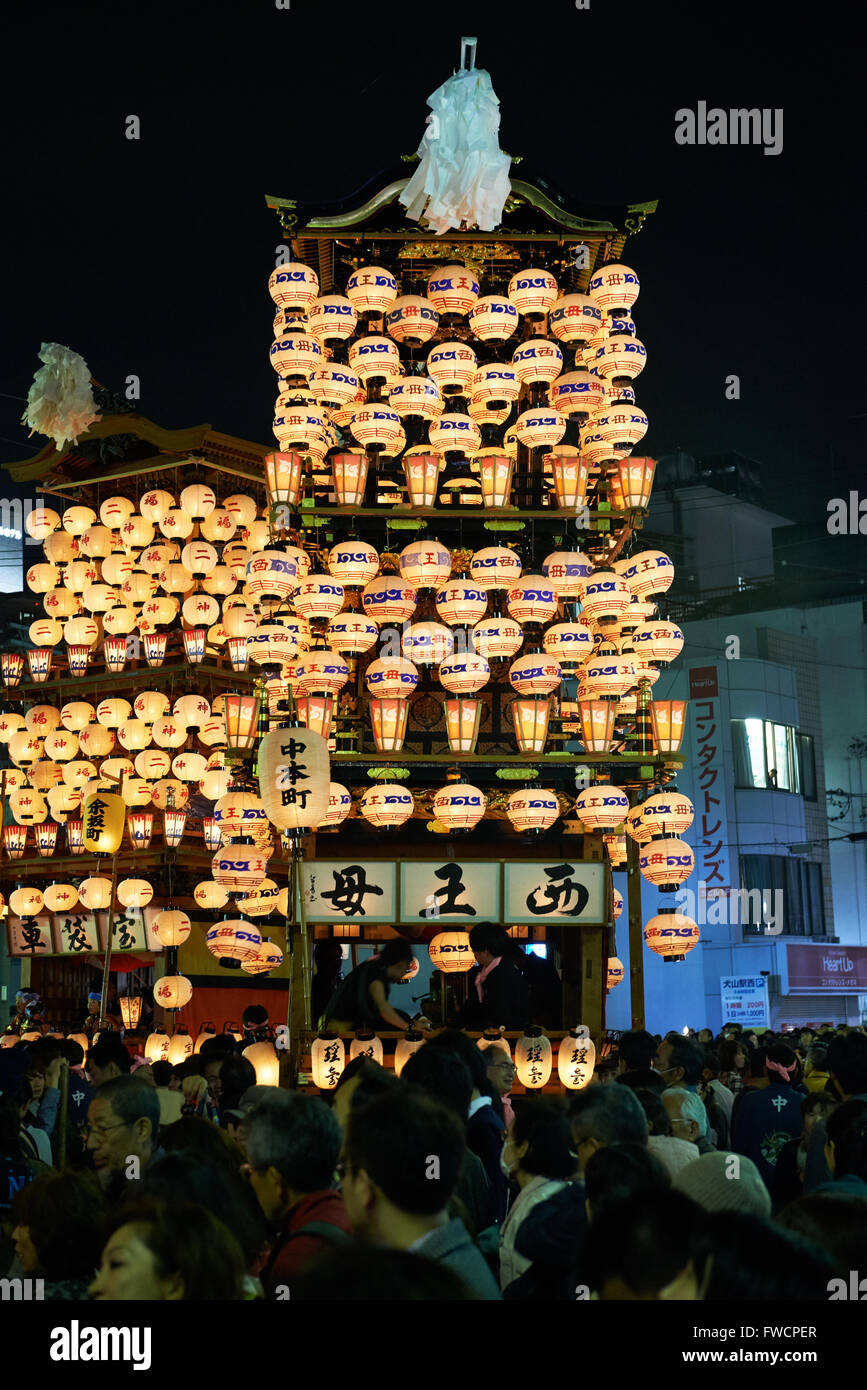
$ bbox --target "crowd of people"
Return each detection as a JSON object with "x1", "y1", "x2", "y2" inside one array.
[{"x1": 1, "y1": 1013, "x2": 865, "y2": 1300}]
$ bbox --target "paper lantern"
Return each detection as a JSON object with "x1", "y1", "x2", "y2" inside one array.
[
  {"x1": 629, "y1": 621, "x2": 684, "y2": 666},
  {"x1": 206, "y1": 918, "x2": 263, "y2": 963},
  {"x1": 241, "y1": 938, "x2": 284, "y2": 975},
  {"x1": 385, "y1": 294, "x2": 439, "y2": 343},
  {"x1": 614, "y1": 550, "x2": 674, "y2": 602},
  {"x1": 368, "y1": 697, "x2": 410, "y2": 753},
  {"x1": 3, "y1": 825, "x2": 27, "y2": 857},
  {"x1": 468, "y1": 547, "x2": 522, "y2": 592},
  {"x1": 320, "y1": 782, "x2": 352, "y2": 829},
  {"x1": 8, "y1": 731, "x2": 45, "y2": 768},
  {"x1": 65, "y1": 820, "x2": 84, "y2": 853},
  {"x1": 194, "y1": 880, "x2": 229, "y2": 910},
  {"x1": 511, "y1": 697, "x2": 551, "y2": 754},
  {"x1": 543, "y1": 621, "x2": 594, "y2": 667},
  {"x1": 82, "y1": 791, "x2": 125, "y2": 854},
  {"x1": 258, "y1": 727, "x2": 331, "y2": 832},
  {"x1": 639, "y1": 792, "x2": 694, "y2": 838},
  {"x1": 542, "y1": 550, "x2": 593, "y2": 600},
  {"x1": 506, "y1": 789, "x2": 560, "y2": 833},
  {"x1": 65, "y1": 645, "x2": 89, "y2": 677},
  {"x1": 574, "y1": 699, "x2": 616, "y2": 752},
  {"x1": 163, "y1": 1029, "x2": 193, "y2": 1065},
  {"x1": 469, "y1": 362, "x2": 519, "y2": 413},
  {"x1": 155, "y1": 975, "x2": 193, "y2": 1010},
  {"x1": 428, "y1": 932, "x2": 473, "y2": 973},
  {"x1": 401, "y1": 622, "x2": 454, "y2": 667},
  {"x1": 142, "y1": 1030, "x2": 170, "y2": 1063},
  {"x1": 126, "y1": 811, "x2": 153, "y2": 849},
  {"x1": 443, "y1": 697, "x2": 483, "y2": 753},
  {"x1": 509, "y1": 653, "x2": 562, "y2": 695},
  {"x1": 389, "y1": 380, "x2": 442, "y2": 422},
  {"x1": 349, "y1": 1034, "x2": 385, "y2": 1066},
  {"x1": 294, "y1": 647, "x2": 350, "y2": 696},
  {"x1": 348, "y1": 404, "x2": 401, "y2": 451},
  {"x1": 606, "y1": 958, "x2": 625, "y2": 992},
  {"x1": 504, "y1": 577, "x2": 556, "y2": 627},
  {"x1": 222, "y1": 694, "x2": 260, "y2": 755},
  {"x1": 650, "y1": 700, "x2": 687, "y2": 754},
  {"x1": 236, "y1": 880, "x2": 280, "y2": 917},
  {"x1": 574, "y1": 784, "x2": 629, "y2": 830},
  {"x1": 326, "y1": 615, "x2": 378, "y2": 655},
  {"x1": 644, "y1": 909, "x2": 700, "y2": 962},
  {"x1": 245, "y1": 550, "x2": 299, "y2": 604},
  {"x1": 292, "y1": 577, "x2": 345, "y2": 622},
  {"x1": 327, "y1": 538, "x2": 378, "y2": 588},
  {"x1": 78, "y1": 876, "x2": 113, "y2": 910},
  {"x1": 1, "y1": 652, "x2": 25, "y2": 686},
  {"x1": 10, "y1": 886, "x2": 44, "y2": 917},
  {"x1": 227, "y1": 637, "x2": 249, "y2": 672},
  {"x1": 426, "y1": 341, "x2": 478, "y2": 394},
  {"x1": 241, "y1": 1041, "x2": 280, "y2": 1087},
  {"x1": 426, "y1": 266, "x2": 479, "y2": 316},
  {"x1": 579, "y1": 572, "x2": 633, "y2": 625},
  {"x1": 512, "y1": 338, "x2": 564, "y2": 386},
  {"x1": 581, "y1": 655, "x2": 636, "y2": 699},
  {"x1": 115, "y1": 720, "x2": 151, "y2": 753},
  {"x1": 471, "y1": 617, "x2": 523, "y2": 661},
  {"x1": 270, "y1": 332, "x2": 323, "y2": 380},
  {"x1": 507, "y1": 267, "x2": 558, "y2": 316},
  {"x1": 515, "y1": 1029, "x2": 553, "y2": 1088},
  {"x1": 215, "y1": 791, "x2": 269, "y2": 842},
  {"x1": 34, "y1": 822, "x2": 59, "y2": 855},
  {"x1": 117, "y1": 878, "x2": 153, "y2": 908},
  {"x1": 307, "y1": 294, "x2": 358, "y2": 342},
  {"x1": 432, "y1": 783, "x2": 486, "y2": 831},
  {"x1": 639, "y1": 838, "x2": 695, "y2": 889},
  {"x1": 311, "y1": 1033, "x2": 346, "y2": 1090},
  {"x1": 27, "y1": 649, "x2": 52, "y2": 681},
  {"x1": 475, "y1": 451, "x2": 514, "y2": 509},
  {"x1": 361, "y1": 577, "x2": 417, "y2": 624},
  {"x1": 558, "y1": 1030, "x2": 596, "y2": 1090},
  {"x1": 349, "y1": 335, "x2": 402, "y2": 385},
  {"x1": 162, "y1": 806, "x2": 187, "y2": 847},
  {"x1": 95, "y1": 698, "x2": 132, "y2": 730},
  {"x1": 26, "y1": 563, "x2": 60, "y2": 594},
  {"x1": 513, "y1": 408, "x2": 566, "y2": 449},
  {"x1": 588, "y1": 263, "x2": 640, "y2": 312},
  {"x1": 269, "y1": 261, "x2": 319, "y2": 312},
  {"x1": 359, "y1": 784, "x2": 414, "y2": 829},
  {"x1": 345, "y1": 265, "x2": 397, "y2": 314},
  {"x1": 62, "y1": 505, "x2": 97, "y2": 536},
  {"x1": 468, "y1": 295, "x2": 518, "y2": 341},
  {"x1": 43, "y1": 882, "x2": 79, "y2": 911},
  {"x1": 394, "y1": 1029, "x2": 426, "y2": 1078},
  {"x1": 0, "y1": 711, "x2": 25, "y2": 741},
  {"x1": 428, "y1": 412, "x2": 481, "y2": 456},
  {"x1": 25, "y1": 504, "x2": 61, "y2": 539},
  {"x1": 593, "y1": 334, "x2": 647, "y2": 382},
  {"x1": 438, "y1": 651, "x2": 489, "y2": 695},
  {"x1": 211, "y1": 847, "x2": 273, "y2": 893}
]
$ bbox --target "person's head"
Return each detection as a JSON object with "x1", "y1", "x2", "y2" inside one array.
[
  {"x1": 661, "y1": 1087, "x2": 708, "y2": 1146},
  {"x1": 241, "y1": 1005, "x2": 271, "y2": 1040},
  {"x1": 673, "y1": 1152, "x2": 771, "y2": 1218},
  {"x1": 332, "y1": 1057, "x2": 397, "y2": 1131},
  {"x1": 801, "y1": 1089, "x2": 838, "y2": 1139},
  {"x1": 246, "y1": 1093, "x2": 342, "y2": 1222},
  {"x1": 485, "y1": 1048, "x2": 516, "y2": 1097},
  {"x1": 654, "y1": 1035, "x2": 704, "y2": 1087},
  {"x1": 150, "y1": 1060, "x2": 174, "y2": 1089},
  {"x1": 89, "y1": 1199, "x2": 245, "y2": 1300},
  {"x1": 777, "y1": 1195, "x2": 867, "y2": 1278},
  {"x1": 693, "y1": 1212, "x2": 835, "y2": 1300},
  {"x1": 826, "y1": 1033, "x2": 867, "y2": 1101},
  {"x1": 342, "y1": 1088, "x2": 464, "y2": 1240},
  {"x1": 502, "y1": 1097, "x2": 576, "y2": 1182},
  {"x1": 799, "y1": 1028, "x2": 814, "y2": 1046},
  {"x1": 375, "y1": 939, "x2": 416, "y2": 982},
  {"x1": 292, "y1": 1245, "x2": 476, "y2": 1301},
  {"x1": 424, "y1": 1029, "x2": 504, "y2": 1116},
  {"x1": 86, "y1": 1076, "x2": 161, "y2": 1188},
  {"x1": 617, "y1": 1030, "x2": 658, "y2": 1074},
  {"x1": 586, "y1": 1190, "x2": 707, "y2": 1299},
  {"x1": 86, "y1": 1035, "x2": 132, "y2": 1088},
  {"x1": 87, "y1": 994, "x2": 101, "y2": 1016},
  {"x1": 160, "y1": 1114, "x2": 245, "y2": 1173},
  {"x1": 11, "y1": 1170, "x2": 105, "y2": 1280},
  {"x1": 218, "y1": 1053, "x2": 257, "y2": 1111},
  {"x1": 697, "y1": 1028, "x2": 713, "y2": 1045},
  {"x1": 824, "y1": 1098, "x2": 867, "y2": 1179},
  {"x1": 314, "y1": 939, "x2": 344, "y2": 974},
  {"x1": 203, "y1": 1055, "x2": 224, "y2": 1104},
  {"x1": 805, "y1": 1044, "x2": 829, "y2": 1074},
  {"x1": 633, "y1": 1088, "x2": 672, "y2": 1137},
  {"x1": 568, "y1": 1083, "x2": 648, "y2": 1172},
  {"x1": 616, "y1": 1068, "x2": 666, "y2": 1096},
  {"x1": 764, "y1": 1043, "x2": 799, "y2": 1086},
  {"x1": 584, "y1": 1142, "x2": 669, "y2": 1221},
  {"x1": 400, "y1": 1047, "x2": 473, "y2": 1120},
  {"x1": 717, "y1": 1038, "x2": 747, "y2": 1074},
  {"x1": 58, "y1": 1038, "x2": 85, "y2": 1068},
  {"x1": 137, "y1": 1150, "x2": 266, "y2": 1266},
  {"x1": 468, "y1": 920, "x2": 513, "y2": 968}
]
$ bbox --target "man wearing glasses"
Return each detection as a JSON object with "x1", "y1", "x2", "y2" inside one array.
[{"x1": 85, "y1": 1076, "x2": 163, "y2": 1198}]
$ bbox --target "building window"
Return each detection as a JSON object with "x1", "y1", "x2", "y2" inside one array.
[
  {"x1": 739, "y1": 854, "x2": 825, "y2": 937},
  {"x1": 731, "y1": 719, "x2": 803, "y2": 793},
  {"x1": 797, "y1": 733, "x2": 817, "y2": 801}
]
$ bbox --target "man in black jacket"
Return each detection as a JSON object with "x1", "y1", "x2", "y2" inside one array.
[{"x1": 456, "y1": 922, "x2": 529, "y2": 1030}]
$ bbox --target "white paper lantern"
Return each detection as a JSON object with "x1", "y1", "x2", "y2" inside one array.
[
  {"x1": 469, "y1": 546, "x2": 522, "y2": 591},
  {"x1": 587, "y1": 263, "x2": 640, "y2": 312},
  {"x1": 426, "y1": 265, "x2": 479, "y2": 316},
  {"x1": 506, "y1": 789, "x2": 560, "y2": 832},
  {"x1": 432, "y1": 783, "x2": 486, "y2": 830},
  {"x1": 468, "y1": 295, "x2": 519, "y2": 341},
  {"x1": 644, "y1": 912, "x2": 700, "y2": 961},
  {"x1": 345, "y1": 265, "x2": 398, "y2": 314},
  {"x1": 364, "y1": 656, "x2": 419, "y2": 697},
  {"x1": 506, "y1": 575, "x2": 558, "y2": 625},
  {"x1": 385, "y1": 295, "x2": 440, "y2": 344},
  {"x1": 508, "y1": 268, "x2": 558, "y2": 316},
  {"x1": 508, "y1": 652, "x2": 562, "y2": 695},
  {"x1": 359, "y1": 784, "x2": 414, "y2": 829},
  {"x1": 307, "y1": 294, "x2": 357, "y2": 341}
]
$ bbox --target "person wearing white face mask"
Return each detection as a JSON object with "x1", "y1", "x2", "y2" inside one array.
[{"x1": 497, "y1": 1098, "x2": 578, "y2": 1294}]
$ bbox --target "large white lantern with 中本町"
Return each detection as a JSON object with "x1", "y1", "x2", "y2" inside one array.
[{"x1": 258, "y1": 727, "x2": 330, "y2": 832}]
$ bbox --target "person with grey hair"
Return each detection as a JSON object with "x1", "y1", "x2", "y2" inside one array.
[
  {"x1": 85, "y1": 1076, "x2": 164, "y2": 1201},
  {"x1": 569, "y1": 1082, "x2": 649, "y2": 1172},
  {"x1": 673, "y1": 1151, "x2": 771, "y2": 1218},
  {"x1": 245, "y1": 1093, "x2": 352, "y2": 1297},
  {"x1": 662, "y1": 1087, "x2": 716, "y2": 1154}
]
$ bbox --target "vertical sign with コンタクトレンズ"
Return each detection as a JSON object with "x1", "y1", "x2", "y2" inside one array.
[
  {"x1": 688, "y1": 667, "x2": 733, "y2": 911},
  {"x1": 302, "y1": 861, "x2": 397, "y2": 922},
  {"x1": 399, "y1": 861, "x2": 501, "y2": 924}
]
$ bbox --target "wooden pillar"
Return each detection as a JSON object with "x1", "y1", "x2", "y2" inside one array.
[{"x1": 627, "y1": 833, "x2": 646, "y2": 1028}]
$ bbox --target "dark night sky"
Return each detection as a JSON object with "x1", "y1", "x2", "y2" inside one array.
[{"x1": 1, "y1": 0, "x2": 864, "y2": 524}]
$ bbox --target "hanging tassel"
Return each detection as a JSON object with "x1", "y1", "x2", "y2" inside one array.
[
  {"x1": 400, "y1": 41, "x2": 511, "y2": 235},
  {"x1": 21, "y1": 342, "x2": 101, "y2": 450}
]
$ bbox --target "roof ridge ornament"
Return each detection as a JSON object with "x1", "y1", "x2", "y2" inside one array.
[{"x1": 399, "y1": 39, "x2": 512, "y2": 237}]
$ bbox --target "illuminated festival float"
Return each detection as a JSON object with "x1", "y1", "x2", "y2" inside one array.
[{"x1": 1, "y1": 43, "x2": 693, "y2": 1092}]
